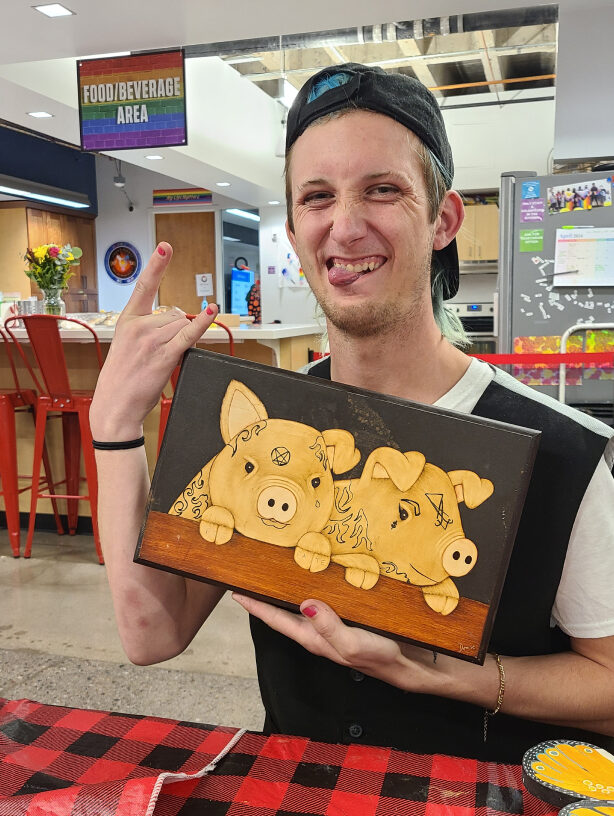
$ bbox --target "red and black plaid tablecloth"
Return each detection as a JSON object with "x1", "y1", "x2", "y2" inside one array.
[{"x1": 0, "y1": 698, "x2": 557, "y2": 816}]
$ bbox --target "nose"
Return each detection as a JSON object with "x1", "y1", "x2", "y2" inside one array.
[
  {"x1": 329, "y1": 196, "x2": 368, "y2": 245},
  {"x1": 442, "y1": 538, "x2": 478, "y2": 577},
  {"x1": 257, "y1": 486, "x2": 297, "y2": 523}
]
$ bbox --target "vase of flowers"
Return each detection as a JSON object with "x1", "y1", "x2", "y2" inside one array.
[{"x1": 24, "y1": 243, "x2": 82, "y2": 316}]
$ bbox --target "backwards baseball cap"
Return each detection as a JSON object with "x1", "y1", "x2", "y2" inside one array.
[{"x1": 286, "y1": 63, "x2": 459, "y2": 300}]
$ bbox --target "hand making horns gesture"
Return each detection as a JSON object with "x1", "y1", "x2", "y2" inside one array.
[{"x1": 90, "y1": 242, "x2": 218, "y2": 440}]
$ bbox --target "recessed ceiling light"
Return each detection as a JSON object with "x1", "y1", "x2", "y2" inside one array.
[
  {"x1": 144, "y1": 155, "x2": 164, "y2": 160},
  {"x1": 27, "y1": 111, "x2": 54, "y2": 118},
  {"x1": 225, "y1": 208, "x2": 260, "y2": 222},
  {"x1": 33, "y1": 4, "x2": 74, "y2": 17},
  {"x1": 268, "y1": 200, "x2": 281, "y2": 205},
  {"x1": 216, "y1": 182, "x2": 231, "y2": 187}
]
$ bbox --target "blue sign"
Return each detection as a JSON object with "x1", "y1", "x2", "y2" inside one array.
[
  {"x1": 521, "y1": 180, "x2": 540, "y2": 200},
  {"x1": 104, "y1": 242, "x2": 142, "y2": 285}
]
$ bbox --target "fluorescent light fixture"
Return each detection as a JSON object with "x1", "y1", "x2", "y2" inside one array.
[
  {"x1": 280, "y1": 79, "x2": 298, "y2": 109},
  {"x1": 33, "y1": 3, "x2": 74, "y2": 17},
  {"x1": 225, "y1": 208, "x2": 260, "y2": 222},
  {"x1": 145, "y1": 154, "x2": 164, "y2": 160},
  {"x1": 81, "y1": 51, "x2": 130, "y2": 59},
  {"x1": 268, "y1": 200, "x2": 281, "y2": 205},
  {"x1": 0, "y1": 173, "x2": 90, "y2": 209},
  {"x1": 216, "y1": 182, "x2": 231, "y2": 187},
  {"x1": 223, "y1": 236, "x2": 240, "y2": 241},
  {"x1": 27, "y1": 111, "x2": 54, "y2": 118}
]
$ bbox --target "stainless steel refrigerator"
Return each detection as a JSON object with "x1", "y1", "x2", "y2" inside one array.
[{"x1": 497, "y1": 170, "x2": 614, "y2": 417}]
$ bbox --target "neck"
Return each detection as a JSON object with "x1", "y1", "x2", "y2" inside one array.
[{"x1": 326, "y1": 313, "x2": 470, "y2": 405}]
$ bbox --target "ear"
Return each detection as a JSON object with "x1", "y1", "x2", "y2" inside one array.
[
  {"x1": 321, "y1": 428, "x2": 360, "y2": 474},
  {"x1": 220, "y1": 380, "x2": 268, "y2": 443},
  {"x1": 285, "y1": 219, "x2": 298, "y2": 255},
  {"x1": 448, "y1": 470, "x2": 494, "y2": 508},
  {"x1": 432, "y1": 190, "x2": 465, "y2": 252},
  {"x1": 359, "y1": 447, "x2": 425, "y2": 491}
]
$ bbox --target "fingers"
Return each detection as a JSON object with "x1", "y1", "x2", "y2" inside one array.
[
  {"x1": 166, "y1": 303, "x2": 218, "y2": 354},
  {"x1": 123, "y1": 242, "x2": 173, "y2": 317}
]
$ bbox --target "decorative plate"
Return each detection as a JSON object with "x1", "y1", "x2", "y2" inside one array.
[{"x1": 523, "y1": 740, "x2": 614, "y2": 808}]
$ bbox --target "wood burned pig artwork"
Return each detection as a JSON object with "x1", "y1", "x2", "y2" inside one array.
[
  {"x1": 169, "y1": 379, "x2": 360, "y2": 572},
  {"x1": 137, "y1": 349, "x2": 540, "y2": 663},
  {"x1": 324, "y1": 448, "x2": 494, "y2": 615}
]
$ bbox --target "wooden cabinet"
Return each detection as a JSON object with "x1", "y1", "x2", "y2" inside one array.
[
  {"x1": 26, "y1": 207, "x2": 98, "y2": 312},
  {"x1": 0, "y1": 203, "x2": 98, "y2": 312},
  {"x1": 456, "y1": 204, "x2": 499, "y2": 262}
]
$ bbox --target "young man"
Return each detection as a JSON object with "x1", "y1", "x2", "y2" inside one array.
[{"x1": 90, "y1": 64, "x2": 614, "y2": 763}]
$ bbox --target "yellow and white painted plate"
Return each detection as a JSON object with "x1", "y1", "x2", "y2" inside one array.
[{"x1": 522, "y1": 741, "x2": 614, "y2": 808}]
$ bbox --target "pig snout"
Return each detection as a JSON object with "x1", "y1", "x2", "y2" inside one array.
[
  {"x1": 257, "y1": 485, "x2": 298, "y2": 524},
  {"x1": 441, "y1": 538, "x2": 478, "y2": 577}
]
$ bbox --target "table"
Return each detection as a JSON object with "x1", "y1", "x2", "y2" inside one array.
[{"x1": 0, "y1": 698, "x2": 557, "y2": 816}]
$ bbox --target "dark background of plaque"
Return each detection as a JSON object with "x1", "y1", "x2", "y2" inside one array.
[{"x1": 144, "y1": 350, "x2": 539, "y2": 608}]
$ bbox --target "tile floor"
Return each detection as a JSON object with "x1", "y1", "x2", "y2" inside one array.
[{"x1": 0, "y1": 527, "x2": 265, "y2": 730}]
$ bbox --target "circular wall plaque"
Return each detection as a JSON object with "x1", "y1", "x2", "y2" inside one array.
[{"x1": 104, "y1": 242, "x2": 142, "y2": 285}]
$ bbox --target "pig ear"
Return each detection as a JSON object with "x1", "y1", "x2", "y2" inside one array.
[
  {"x1": 448, "y1": 470, "x2": 494, "y2": 508},
  {"x1": 321, "y1": 428, "x2": 360, "y2": 474},
  {"x1": 220, "y1": 380, "x2": 268, "y2": 443},
  {"x1": 360, "y1": 448, "x2": 425, "y2": 491}
]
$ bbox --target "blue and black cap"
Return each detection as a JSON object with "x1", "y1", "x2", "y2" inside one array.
[{"x1": 286, "y1": 63, "x2": 459, "y2": 300}]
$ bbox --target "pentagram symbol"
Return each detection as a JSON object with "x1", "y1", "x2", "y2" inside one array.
[
  {"x1": 425, "y1": 493, "x2": 453, "y2": 529},
  {"x1": 271, "y1": 447, "x2": 291, "y2": 466}
]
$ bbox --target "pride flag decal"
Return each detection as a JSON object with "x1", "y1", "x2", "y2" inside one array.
[
  {"x1": 153, "y1": 188, "x2": 213, "y2": 206},
  {"x1": 77, "y1": 49, "x2": 187, "y2": 152}
]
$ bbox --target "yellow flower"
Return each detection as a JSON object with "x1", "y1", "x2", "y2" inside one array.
[
  {"x1": 33, "y1": 246, "x2": 48, "y2": 261},
  {"x1": 66, "y1": 253, "x2": 74, "y2": 261}
]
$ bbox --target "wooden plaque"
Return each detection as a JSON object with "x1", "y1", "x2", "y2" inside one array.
[{"x1": 136, "y1": 350, "x2": 540, "y2": 663}]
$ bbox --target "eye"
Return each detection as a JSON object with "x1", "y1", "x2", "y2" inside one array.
[
  {"x1": 399, "y1": 504, "x2": 408, "y2": 521},
  {"x1": 244, "y1": 461, "x2": 255, "y2": 474},
  {"x1": 303, "y1": 191, "x2": 333, "y2": 205},
  {"x1": 368, "y1": 184, "x2": 401, "y2": 199},
  {"x1": 311, "y1": 477, "x2": 320, "y2": 488}
]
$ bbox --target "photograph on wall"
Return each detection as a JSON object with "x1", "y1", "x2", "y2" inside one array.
[
  {"x1": 136, "y1": 351, "x2": 540, "y2": 664},
  {"x1": 547, "y1": 178, "x2": 612, "y2": 214}
]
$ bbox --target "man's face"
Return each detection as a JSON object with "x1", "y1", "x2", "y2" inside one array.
[{"x1": 286, "y1": 110, "x2": 438, "y2": 339}]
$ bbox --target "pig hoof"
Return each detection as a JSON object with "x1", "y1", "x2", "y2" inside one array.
[
  {"x1": 199, "y1": 507, "x2": 235, "y2": 545},
  {"x1": 423, "y1": 592, "x2": 458, "y2": 616},
  {"x1": 294, "y1": 547, "x2": 330, "y2": 572},
  {"x1": 344, "y1": 567, "x2": 378, "y2": 589}
]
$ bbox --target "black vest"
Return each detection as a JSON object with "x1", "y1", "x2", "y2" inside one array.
[{"x1": 250, "y1": 358, "x2": 614, "y2": 762}]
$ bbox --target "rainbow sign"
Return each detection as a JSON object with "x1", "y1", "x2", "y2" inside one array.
[
  {"x1": 77, "y1": 50, "x2": 186, "y2": 151},
  {"x1": 153, "y1": 188, "x2": 212, "y2": 206}
]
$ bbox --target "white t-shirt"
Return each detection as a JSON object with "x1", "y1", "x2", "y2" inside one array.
[{"x1": 435, "y1": 357, "x2": 614, "y2": 639}]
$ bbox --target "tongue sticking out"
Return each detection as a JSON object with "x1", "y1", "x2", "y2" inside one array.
[{"x1": 328, "y1": 264, "x2": 362, "y2": 286}]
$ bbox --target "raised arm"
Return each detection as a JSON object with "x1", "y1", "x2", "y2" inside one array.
[{"x1": 90, "y1": 242, "x2": 224, "y2": 665}]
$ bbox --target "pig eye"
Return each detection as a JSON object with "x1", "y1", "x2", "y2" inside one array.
[
  {"x1": 311, "y1": 477, "x2": 320, "y2": 488},
  {"x1": 398, "y1": 504, "x2": 409, "y2": 521},
  {"x1": 244, "y1": 461, "x2": 255, "y2": 474}
]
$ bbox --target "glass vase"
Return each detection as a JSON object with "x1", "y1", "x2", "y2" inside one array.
[{"x1": 41, "y1": 287, "x2": 66, "y2": 316}]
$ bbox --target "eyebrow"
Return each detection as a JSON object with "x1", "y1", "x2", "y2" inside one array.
[{"x1": 297, "y1": 171, "x2": 411, "y2": 191}]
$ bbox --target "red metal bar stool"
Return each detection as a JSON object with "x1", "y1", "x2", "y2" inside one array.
[
  {"x1": 157, "y1": 319, "x2": 235, "y2": 455},
  {"x1": 0, "y1": 327, "x2": 63, "y2": 556},
  {"x1": 4, "y1": 315, "x2": 104, "y2": 563}
]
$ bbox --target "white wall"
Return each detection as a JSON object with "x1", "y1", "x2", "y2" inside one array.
[
  {"x1": 554, "y1": 1, "x2": 614, "y2": 161},
  {"x1": 443, "y1": 92, "x2": 555, "y2": 191},
  {"x1": 259, "y1": 206, "x2": 318, "y2": 324}
]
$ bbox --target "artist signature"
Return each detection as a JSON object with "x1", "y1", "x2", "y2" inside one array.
[{"x1": 459, "y1": 643, "x2": 478, "y2": 653}]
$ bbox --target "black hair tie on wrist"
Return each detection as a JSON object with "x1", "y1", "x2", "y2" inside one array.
[{"x1": 92, "y1": 436, "x2": 145, "y2": 450}]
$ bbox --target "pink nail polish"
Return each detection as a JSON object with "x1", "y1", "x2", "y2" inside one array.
[
  {"x1": 302, "y1": 605, "x2": 318, "y2": 618},
  {"x1": 206, "y1": 306, "x2": 214, "y2": 315},
  {"x1": 157, "y1": 246, "x2": 166, "y2": 256}
]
